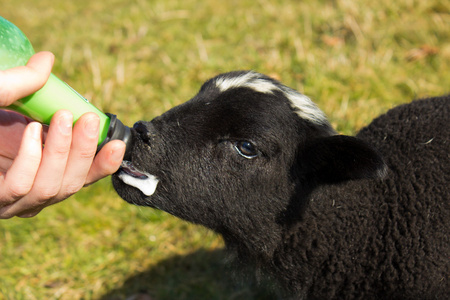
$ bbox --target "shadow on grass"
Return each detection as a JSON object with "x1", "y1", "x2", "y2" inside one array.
[{"x1": 99, "y1": 248, "x2": 283, "y2": 300}]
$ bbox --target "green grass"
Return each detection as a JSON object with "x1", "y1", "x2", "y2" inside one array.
[{"x1": 1, "y1": 0, "x2": 449, "y2": 299}]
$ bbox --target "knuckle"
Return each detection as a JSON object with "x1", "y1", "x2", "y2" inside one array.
[
  {"x1": 25, "y1": 154, "x2": 43, "y2": 170},
  {"x1": 60, "y1": 183, "x2": 83, "y2": 199},
  {"x1": 0, "y1": 88, "x2": 15, "y2": 106},
  {"x1": 78, "y1": 149, "x2": 96, "y2": 160},
  {"x1": 0, "y1": 197, "x2": 16, "y2": 207},
  {"x1": 18, "y1": 210, "x2": 41, "y2": 218},
  {"x1": 7, "y1": 183, "x2": 31, "y2": 200},
  {"x1": 38, "y1": 186, "x2": 60, "y2": 200},
  {"x1": 34, "y1": 197, "x2": 53, "y2": 208},
  {"x1": 0, "y1": 212, "x2": 14, "y2": 219},
  {"x1": 49, "y1": 145, "x2": 71, "y2": 157},
  {"x1": 0, "y1": 206, "x2": 15, "y2": 219}
]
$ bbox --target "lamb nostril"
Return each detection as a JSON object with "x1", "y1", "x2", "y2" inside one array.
[{"x1": 133, "y1": 121, "x2": 153, "y2": 143}]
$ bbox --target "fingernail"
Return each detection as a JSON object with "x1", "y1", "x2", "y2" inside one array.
[
  {"x1": 30, "y1": 122, "x2": 42, "y2": 140},
  {"x1": 85, "y1": 115, "x2": 100, "y2": 138},
  {"x1": 58, "y1": 113, "x2": 73, "y2": 136},
  {"x1": 48, "y1": 52, "x2": 55, "y2": 65}
]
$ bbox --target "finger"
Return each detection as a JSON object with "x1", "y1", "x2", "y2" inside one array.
[
  {"x1": 3, "y1": 111, "x2": 73, "y2": 215},
  {"x1": 0, "y1": 123, "x2": 42, "y2": 217},
  {"x1": 56, "y1": 113, "x2": 99, "y2": 200},
  {"x1": 85, "y1": 140, "x2": 126, "y2": 185},
  {"x1": 32, "y1": 110, "x2": 73, "y2": 197},
  {"x1": 0, "y1": 52, "x2": 54, "y2": 106}
]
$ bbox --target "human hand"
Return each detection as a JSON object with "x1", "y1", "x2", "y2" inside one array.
[{"x1": 0, "y1": 53, "x2": 126, "y2": 218}]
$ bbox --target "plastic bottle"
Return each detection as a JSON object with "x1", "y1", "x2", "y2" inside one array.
[{"x1": 0, "y1": 16, "x2": 132, "y2": 158}]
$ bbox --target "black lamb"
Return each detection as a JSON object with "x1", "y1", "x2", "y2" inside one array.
[{"x1": 112, "y1": 71, "x2": 449, "y2": 299}]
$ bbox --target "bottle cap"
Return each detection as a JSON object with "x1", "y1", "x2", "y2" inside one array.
[{"x1": 99, "y1": 114, "x2": 133, "y2": 160}]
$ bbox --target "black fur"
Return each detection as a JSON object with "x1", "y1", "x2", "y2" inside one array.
[{"x1": 112, "y1": 71, "x2": 449, "y2": 299}]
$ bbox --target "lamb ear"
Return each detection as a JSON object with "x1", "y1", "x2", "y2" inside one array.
[{"x1": 299, "y1": 135, "x2": 387, "y2": 184}]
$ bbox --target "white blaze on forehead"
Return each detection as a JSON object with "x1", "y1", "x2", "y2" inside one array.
[
  {"x1": 118, "y1": 173, "x2": 159, "y2": 196},
  {"x1": 280, "y1": 86, "x2": 330, "y2": 126},
  {"x1": 215, "y1": 72, "x2": 276, "y2": 94},
  {"x1": 214, "y1": 71, "x2": 330, "y2": 127}
]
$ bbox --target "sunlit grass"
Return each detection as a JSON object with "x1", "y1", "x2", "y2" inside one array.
[{"x1": 1, "y1": 0, "x2": 449, "y2": 299}]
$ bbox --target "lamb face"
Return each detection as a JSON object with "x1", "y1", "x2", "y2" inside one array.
[
  {"x1": 113, "y1": 72, "x2": 328, "y2": 232},
  {"x1": 112, "y1": 71, "x2": 384, "y2": 249}
]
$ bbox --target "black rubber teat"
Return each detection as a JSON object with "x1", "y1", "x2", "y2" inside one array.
[{"x1": 97, "y1": 113, "x2": 133, "y2": 160}]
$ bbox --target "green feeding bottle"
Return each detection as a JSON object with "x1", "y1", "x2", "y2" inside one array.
[{"x1": 0, "y1": 16, "x2": 132, "y2": 159}]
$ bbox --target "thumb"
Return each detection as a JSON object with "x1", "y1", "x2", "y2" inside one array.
[{"x1": 0, "y1": 51, "x2": 54, "y2": 106}]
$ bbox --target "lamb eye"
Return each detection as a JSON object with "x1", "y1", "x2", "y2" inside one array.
[{"x1": 234, "y1": 141, "x2": 258, "y2": 159}]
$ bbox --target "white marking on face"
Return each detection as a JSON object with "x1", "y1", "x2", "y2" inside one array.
[
  {"x1": 215, "y1": 72, "x2": 277, "y2": 94},
  {"x1": 118, "y1": 173, "x2": 159, "y2": 196},
  {"x1": 214, "y1": 71, "x2": 332, "y2": 128},
  {"x1": 280, "y1": 86, "x2": 330, "y2": 127}
]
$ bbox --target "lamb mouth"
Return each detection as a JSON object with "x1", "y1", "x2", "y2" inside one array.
[
  {"x1": 118, "y1": 161, "x2": 159, "y2": 196},
  {"x1": 120, "y1": 161, "x2": 148, "y2": 179}
]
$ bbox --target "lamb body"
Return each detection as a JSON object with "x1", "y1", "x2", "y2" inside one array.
[
  {"x1": 112, "y1": 71, "x2": 449, "y2": 299},
  {"x1": 274, "y1": 97, "x2": 449, "y2": 298}
]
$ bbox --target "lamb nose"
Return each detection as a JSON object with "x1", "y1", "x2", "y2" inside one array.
[{"x1": 133, "y1": 121, "x2": 154, "y2": 143}]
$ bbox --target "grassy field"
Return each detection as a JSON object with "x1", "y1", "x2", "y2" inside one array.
[{"x1": 1, "y1": 0, "x2": 449, "y2": 299}]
